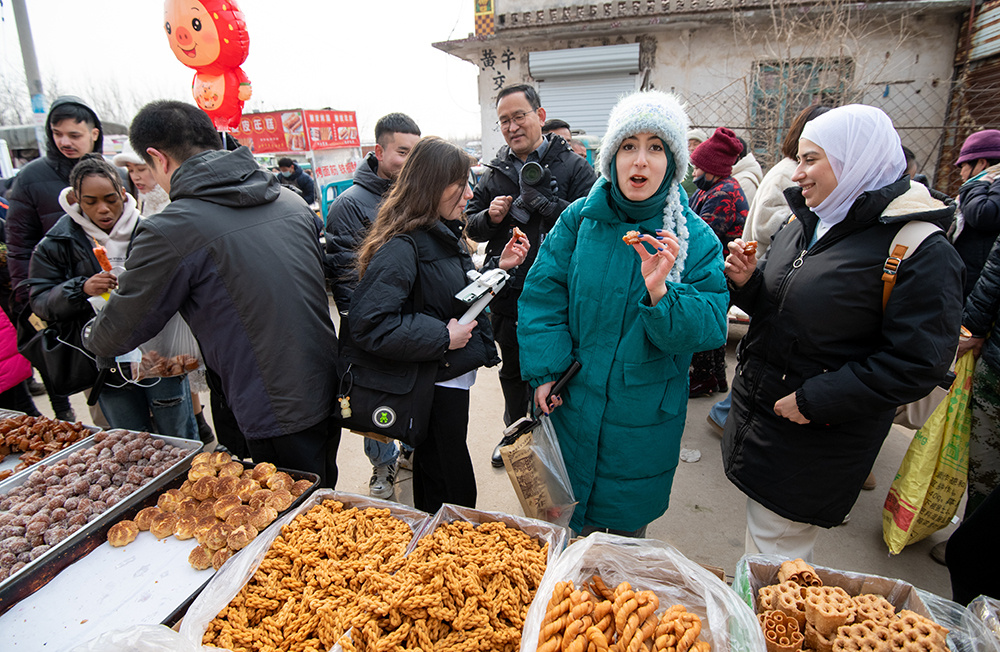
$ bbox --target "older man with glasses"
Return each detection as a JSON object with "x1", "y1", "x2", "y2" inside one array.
[{"x1": 466, "y1": 84, "x2": 597, "y2": 467}]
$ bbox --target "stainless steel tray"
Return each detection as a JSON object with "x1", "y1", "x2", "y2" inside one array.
[
  {"x1": 0, "y1": 417, "x2": 101, "y2": 478},
  {"x1": 0, "y1": 432, "x2": 203, "y2": 615}
]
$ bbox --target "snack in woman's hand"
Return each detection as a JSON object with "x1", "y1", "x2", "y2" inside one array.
[
  {"x1": 623, "y1": 230, "x2": 642, "y2": 245},
  {"x1": 513, "y1": 226, "x2": 526, "y2": 241},
  {"x1": 92, "y1": 246, "x2": 113, "y2": 272},
  {"x1": 742, "y1": 240, "x2": 759, "y2": 257}
]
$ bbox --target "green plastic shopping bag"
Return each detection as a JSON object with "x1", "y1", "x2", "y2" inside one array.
[{"x1": 883, "y1": 352, "x2": 974, "y2": 554}]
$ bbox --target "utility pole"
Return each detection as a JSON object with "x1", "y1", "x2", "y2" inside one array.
[{"x1": 11, "y1": 0, "x2": 47, "y2": 153}]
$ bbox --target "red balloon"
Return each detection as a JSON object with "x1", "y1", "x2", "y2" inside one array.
[{"x1": 164, "y1": 0, "x2": 252, "y2": 130}]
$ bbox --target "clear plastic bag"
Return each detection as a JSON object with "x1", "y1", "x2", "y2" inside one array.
[
  {"x1": 177, "y1": 490, "x2": 429, "y2": 650},
  {"x1": 520, "y1": 532, "x2": 765, "y2": 652},
  {"x1": 404, "y1": 502, "x2": 568, "y2": 561},
  {"x1": 134, "y1": 313, "x2": 203, "y2": 380},
  {"x1": 917, "y1": 589, "x2": 1000, "y2": 652},
  {"x1": 499, "y1": 415, "x2": 577, "y2": 528},
  {"x1": 734, "y1": 554, "x2": 1000, "y2": 652},
  {"x1": 70, "y1": 624, "x2": 215, "y2": 652},
  {"x1": 967, "y1": 596, "x2": 1000, "y2": 645}
]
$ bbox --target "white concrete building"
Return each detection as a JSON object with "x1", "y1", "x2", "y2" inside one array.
[{"x1": 436, "y1": 0, "x2": 972, "y2": 185}]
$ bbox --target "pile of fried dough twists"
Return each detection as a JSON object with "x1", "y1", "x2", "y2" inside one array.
[{"x1": 202, "y1": 499, "x2": 548, "y2": 652}]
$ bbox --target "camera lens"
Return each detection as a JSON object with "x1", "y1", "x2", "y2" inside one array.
[{"x1": 520, "y1": 161, "x2": 544, "y2": 186}]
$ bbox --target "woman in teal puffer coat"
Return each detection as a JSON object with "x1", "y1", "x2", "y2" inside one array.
[{"x1": 517, "y1": 91, "x2": 729, "y2": 536}]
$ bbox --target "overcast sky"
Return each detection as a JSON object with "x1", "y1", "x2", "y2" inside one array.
[{"x1": 0, "y1": 0, "x2": 483, "y2": 142}]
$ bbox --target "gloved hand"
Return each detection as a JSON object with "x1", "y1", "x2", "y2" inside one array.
[{"x1": 518, "y1": 169, "x2": 560, "y2": 217}]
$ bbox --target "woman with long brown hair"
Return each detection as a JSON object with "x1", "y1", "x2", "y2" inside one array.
[{"x1": 348, "y1": 137, "x2": 528, "y2": 512}]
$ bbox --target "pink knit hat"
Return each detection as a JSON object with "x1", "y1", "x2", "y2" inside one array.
[
  {"x1": 955, "y1": 129, "x2": 1000, "y2": 166},
  {"x1": 690, "y1": 127, "x2": 743, "y2": 177}
]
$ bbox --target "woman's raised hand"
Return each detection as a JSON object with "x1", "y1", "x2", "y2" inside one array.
[
  {"x1": 498, "y1": 229, "x2": 530, "y2": 271},
  {"x1": 446, "y1": 318, "x2": 476, "y2": 350},
  {"x1": 629, "y1": 230, "x2": 679, "y2": 307},
  {"x1": 725, "y1": 239, "x2": 758, "y2": 288},
  {"x1": 83, "y1": 271, "x2": 118, "y2": 296}
]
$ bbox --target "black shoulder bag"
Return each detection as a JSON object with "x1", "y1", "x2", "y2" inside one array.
[{"x1": 335, "y1": 236, "x2": 438, "y2": 447}]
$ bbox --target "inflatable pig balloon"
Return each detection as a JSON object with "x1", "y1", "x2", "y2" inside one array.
[{"x1": 164, "y1": 0, "x2": 252, "y2": 130}]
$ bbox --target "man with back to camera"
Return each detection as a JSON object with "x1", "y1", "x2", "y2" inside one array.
[
  {"x1": 465, "y1": 84, "x2": 597, "y2": 466},
  {"x1": 5, "y1": 96, "x2": 108, "y2": 422},
  {"x1": 325, "y1": 112, "x2": 421, "y2": 499},
  {"x1": 84, "y1": 100, "x2": 340, "y2": 486},
  {"x1": 277, "y1": 157, "x2": 317, "y2": 205}
]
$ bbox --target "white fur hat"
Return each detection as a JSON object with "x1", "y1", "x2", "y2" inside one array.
[
  {"x1": 112, "y1": 143, "x2": 144, "y2": 167},
  {"x1": 598, "y1": 91, "x2": 690, "y2": 185}
]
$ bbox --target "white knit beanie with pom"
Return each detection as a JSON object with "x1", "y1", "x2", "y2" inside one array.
[
  {"x1": 598, "y1": 90, "x2": 690, "y2": 185},
  {"x1": 598, "y1": 90, "x2": 692, "y2": 283}
]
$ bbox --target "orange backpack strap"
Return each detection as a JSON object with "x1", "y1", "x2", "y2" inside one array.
[{"x1": 882, "y1": 221, "x2": 942, "y2": 310}]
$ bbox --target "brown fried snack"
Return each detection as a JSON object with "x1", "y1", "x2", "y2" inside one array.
[
  {"x1": 176, "y1": 497, "x2": 200, "y2": 518},
  {"x1": 150, "y1": 512, "x2": 179, "y2": 540},
  {"x1": 157, "y1": 488, "x2": 184, "y2": 513},
  {"x1": 623, "y1": 230, "x2": 641, "y2": 245},
  {"x1": 192, "y1": 476, "x2": 217, "y2": 502},
  {"x1": 248, "y1": 505, "x2": 278, "y2": 531},
  {"x1": 214, "y1": 495, "x2": 243, "y2": 521},
  {"x1": 289, "y1": 479, "x2": 312, "y2": 498},
  {"x1": 235, "y1": 478, "x2": 260, "y2": 502},
  {"x1": 834, "y1": 619, "x2": 892, "y2": 652},
  {"x1": 174, "y1": 515, "x2": 199, "y2": 541},
  {"x1": 742, "y1": 241, "x2": 759, "y2": 257},
  {"x1": 218, "y1": 461, "x2": 245, "y2": 478},
  {"x1": 805, "y1": 586, "x2": 855, "y2": 637},
  {"x1": 107, "y1": 520, "x2": 139, "y2": 547},
  {"x1": 853, "y1": 595, "x2": 896, "y2": 628},
  {"x1": 266, "y1": 471, "x2": 293, "y2": 492},
  {"x1": 250, "y1": 462, "x2": 276, "y2": 483},
  {"x1": 226, "y1": 505, "x2": 254, "y2": 529},
  {"x1": 776, "y1": 581, "x2": 809, "y2": 629},
  {"x1": 227, "y1": 524, "x2": 258, "y2": 551},
  {"x1": 778, "y1": 559, "x2": 822, "y2": 587},
  {"x1": 248, "y1": 489, "x2": 273, "y2": 511},
  {"x1": 213, "y1": 476, "x2": 239, "y2": 499},
  {"x1": 188, "y1": 463, "x2": 216, "y2": 481},
  {"x1": 134, "y1": 506, "x2": 162, "y2": 531},
  {"x1": 265, "y1": 488, "x2": 294, "y2": 512},
  {"x1": 189, "y1": 544, "x2": 213, "y2": 571},
  {"x1": 761, "y1": 609, "x2": 804, "y2": 652},
  {"x1": 195, "y1": 498, "x2": 218, "y2": 520},
  {"x1": 212, "y1": 547, "x2": 232, "y2": 570}
]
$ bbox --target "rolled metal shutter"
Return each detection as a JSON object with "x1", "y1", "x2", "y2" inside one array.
[{"x1": 530, "y1": 44, "x2": 641, "y2": 138}]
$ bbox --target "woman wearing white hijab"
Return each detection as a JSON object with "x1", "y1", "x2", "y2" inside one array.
[{"x1": 720, "y1": 105, "x2": 964, "y2": 560}]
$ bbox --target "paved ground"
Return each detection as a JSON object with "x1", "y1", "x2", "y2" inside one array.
[{"x1": 44, "y1": 321, "x2": 957, "y2": 598}]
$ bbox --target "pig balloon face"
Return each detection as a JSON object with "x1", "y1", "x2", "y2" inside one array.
[{"x1": 164, "y1": 0, "x2": 250, "y2": 75}]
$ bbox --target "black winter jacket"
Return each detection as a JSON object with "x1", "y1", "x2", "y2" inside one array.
[
  {"x1": 325, "y1": 153, "x2": 390, "y2": 311},
  {"x1": 280, "y1": 163, "x2": 316, "y2": 205},
  {"x1": 6, "y1": 96, "x2": 105, "y2": 311},
  {"x1": 25, "y1": 215, "x2": 108, "y2": 329},
  {"x1": 723, "y1": 178, "x2": 965, "y2": 528},
  {"x1": 84, "y1": 147, "x2": 336, "y2": 440},
  {"x1": 964, "y1": 233, "x2": 1000, "y2": 372},
  {"x1": 955, "y1": 177, "x2": 1000, "y2": 297},
  {"x1": 348, "y1": 220, "x2": 499, "y2": 384},
  {"x1": 466, "y1": 134, "x2": 596, "y2": 315}
]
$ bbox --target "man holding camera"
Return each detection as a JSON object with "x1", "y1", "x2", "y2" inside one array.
[{"x1": 466, "y1": 84, "x2": 597, "y2": 466}]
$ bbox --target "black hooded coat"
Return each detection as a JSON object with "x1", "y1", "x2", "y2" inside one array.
[{"x1": 5, "y1": 96, "x2": 104, "y2": 310}]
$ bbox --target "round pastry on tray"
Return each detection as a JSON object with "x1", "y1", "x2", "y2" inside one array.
[
  {"x1": 250, "y1": 462, "x2": 276, "y2": 484},
  {"x1": 150, "y1": 512, "x2": 178, "y2": 540},
  {"x1": 189, "y1": 544, "x2": 213, "y2": 570},
  {"x1": 213, "y1": 476, "x2": 239, "y2": 499},
  {"x1": 214, "y1": 495, "x2": 242, "y2": 520},
  {"x1": 218, "y1": 461, "x2": 244, "y2": 478},
  {"x1": 211, "y1": 547, "x2": 232, "y2": 570},
  {"x1": 174, "y1": 515, "x2": 199, "y2": 541},
  {"x1": 290, "y1": 479, "x2": 312, "y2": 497},
  {"x1": 266, "y1": 471, "x2": 293, "y2": 492},
  {"x1": 107, "y1": 520, "x2": 139, "y2": 547},
  {"x1": 134, "y1": 506, "x2": 162, "y2": 531}
]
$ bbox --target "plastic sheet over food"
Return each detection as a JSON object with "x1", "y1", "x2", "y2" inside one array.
[
  {"x1": 71, "y1": 624, "x2": 215, "y2": 652},
  {"x1": 520, "y1": 532, "x2": 765, "y2": 652}
]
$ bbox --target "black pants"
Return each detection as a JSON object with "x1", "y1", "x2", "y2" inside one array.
[
  {"x1": 205, "y1": 367, "x2": 249, "y2": 459},
  {"x1": 690, "y1": 346, "x2": 727, "y2": 388},
  {"x1": 490, "y1": 311, "x2": 532, "y2": 427},
  {"x1": 947, "y1": 483, "x2": 1000, "y2": 604},
  {"x1": 246, "y1": 416, "x2": 341, "y2": 489},
  {"x1": 0, "y1": 381, "x2": 40, "y2": 415},
  {"x1": 412, "y1": 386, "x2": 476, "y2": 514}
]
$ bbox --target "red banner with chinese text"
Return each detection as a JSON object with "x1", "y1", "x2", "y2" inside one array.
[{"x1": 230, "y1": 109, "x2": 359, "y2": 153}]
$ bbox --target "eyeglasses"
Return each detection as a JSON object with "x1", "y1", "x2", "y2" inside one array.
[{"x1": 497, "y1": 109, "x2": 537, "y2": 130}]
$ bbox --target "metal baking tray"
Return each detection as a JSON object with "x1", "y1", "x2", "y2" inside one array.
[
  {"x1": 0, "y1": 415, "x2": 101, "y2": 479},
  {"x1": 0, "y1": 432, "x2": 203, "y2": 616}
]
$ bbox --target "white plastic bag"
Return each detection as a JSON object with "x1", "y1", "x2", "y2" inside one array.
[
  {"x1": 918, "y1": 589, "x2": 1000, "y2": 652},
  {"x1": 71, "y1": 624, "x2": 215, "y2": 652},
  {"x1": 177, "y1": 490, "x2": 429, "y2": 650},
  {"x1": 520, "y1": 532, "x2": 765, "y2": 652},
  {"x1": 967, "y1": 595, "x2": 1000, "y2": 645}
]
